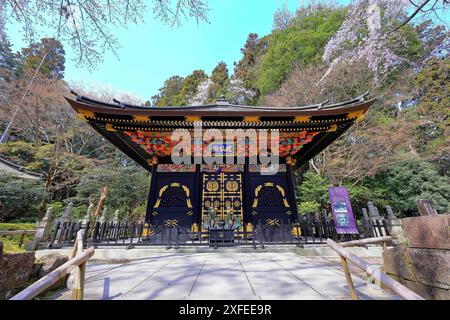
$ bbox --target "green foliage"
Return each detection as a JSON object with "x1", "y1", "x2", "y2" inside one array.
[
  {"x1": 45, "y1": 201, "x2": 88, "y2": 220},
  {"x1": 152, "y1": 75, "x2": 184, "y2": 106},
  {"x1": 366, "y1": 158, "x2": 450, "y2": 215},
  {"x1": 19, "y1": 38, "x2": 65, "y2": 79},
  {"x1": 298, "y1": 171, "x2": 330, "y2": 210},
  {"x1": 0, "y1": 32, "x2": 19, "y2": 80},
  {"x1": 388, "y1": 24, "x2": 423, "y2": 62},
  {"x1": 0, "y1": 141, "x2": 38, "y2": 166},
  {"x1": 0, "y1": 172, "x2": 46, "y2": 221},
  {"x1": 152, "y1": 70, "x2": 208, "y2": 106},
  {"x1": 298, "y1": 201, "x2": 321, "y2": 215},
  {"x1": 0, "y1": 223, "x2": 36, "y2": 253},
  {"x1": 256, "y1": 7, "x2": 347, "y2": 95},
  {"x1": 408, "y1": 57, "x2": 449, "y2": 174},
  {"x1": 177, "y1": 70, "x2": 208, "y2": 105},
  {"x1": 234, "y1": 33, "x2": 267, "y2": 96},
  {"x1": 76, "y1": 166, "x2": 149, "y2": 215},
  {"x1": 207, "y1": 61, "x2": 229, "y2": 101}
]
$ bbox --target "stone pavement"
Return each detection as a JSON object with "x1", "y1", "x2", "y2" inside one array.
[{"x1": 49, "y1": 251, "x2": 400, "y2": 300}]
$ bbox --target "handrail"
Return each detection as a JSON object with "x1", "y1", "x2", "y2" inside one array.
[
  {"x1": 0, "y1": 230, "x2": 35, "y2": 236},
  {"x1": 10, "y1": 230, "x2": 94, "y2": 300},
  {"x1": 340, "y1": 236, "x2": 392, "y2": 247},
  {"x1": 327, "y1": 238, "x2": 424, "y2": 300},
  {"x1": 0, "y1": 230, "x2": 36, "y2": 247}
]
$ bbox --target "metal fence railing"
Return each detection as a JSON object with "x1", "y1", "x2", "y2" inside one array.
[{"x1": 45, "y1": 214, "x2": 391, "y2": 249}]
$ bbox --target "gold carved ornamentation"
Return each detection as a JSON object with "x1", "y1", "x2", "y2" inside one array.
[
  {"x1": 153, "y1": 183, "x2": 192, "y2": 208},
  {"x1": 226, "y1": 180, "x2": 238, "y2": 192},
  {"x1": 201, "y1": 172, "x2": 244, "y2": 231},
  {"x1": 77, "y1": 109, "x2": 95, "y2": 120},
  {"x1": 347, "y1": 110, "x2": 365, "y2": 122},
  {"x1": 243, "y1": 116, "x2": 260, "y2": 123},
  {"x1": 252, "y1": 183, "x2": 290, "y2": 208},
  {"x1": 292, "y1": 226, "x2": 301, "y2": 236},
  {"x1": 286, "y1": 156, "x2": 297, "y2": 165},
  {"x1": 147, "y1": 157, "x2": 158, "y2": 165},
  {"x1": 326, "y1": 124, "x2": 337, "y2": 132},
  {"x1": 294, "y1": 115, "x2": 311, "y2": 123},
  {"x1": 164, "y1": 219, "x2": 179, "y2": 227},
  {"x1": 133, "y1": 115, "x2": 149, "y2": 122},
  {"x1": 185, "y1": 116, "x2": 201, "y2": 122},
  {"x1": 266, "y1": 219, "x2": 280, "y2": 226},
  {"x1": 206, "y1": 181, "x2": 219, "y2": 192}
]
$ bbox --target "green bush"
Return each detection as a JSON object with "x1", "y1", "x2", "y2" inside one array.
[
  {"x1": 365, "y1": 157, "x2": 450, "y2": 216},
  {"x1": 0, "y1": 172, "x2": 46, "y2": 221},
  {"x1": 75, "y1": 165, "x2": 149, "y2": 215}
]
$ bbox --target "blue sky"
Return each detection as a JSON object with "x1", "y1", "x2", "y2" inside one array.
[
  {"x1": 6, "y1": 0, "x2": 447, "y2": 101},
  {"x1": 7, "y1": 0, "x2": 321, "y2": 100}
]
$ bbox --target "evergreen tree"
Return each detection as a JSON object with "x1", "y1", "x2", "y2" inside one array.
[
  {"x1": 366, "y1": 158, "x2": 450, "y2": 215},
  {"x1": 152, "y1": 75, "x2": 184, "y2": 106},
  {"x1": 233, "y1": 33, "x2": 268, "y2": 102},
  {"x1": 208, "y1": 61, "x2": 229, "y2": 101},
  {"x1": 0, "y1": 32, "x2": 19, "y2": 80},
  {"x1": 177, "y1": 70, "x2": 208, "y2": 105},
  {"x1": 19, "y1": 38, "x2": 65, "y2": 79}
]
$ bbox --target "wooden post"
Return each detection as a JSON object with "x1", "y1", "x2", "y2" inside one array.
[
  {"x1": 10, "y1": 246, "x2": 94, "y2": 300},
  {"x1": 327, "y1": 239, "x2": 425, "y2": 300},
  {"x1": 94, "y1": 186, "x2": 108, "y2": 218},
  {"x1": 70, "y1": 230, "x2": 86, "y2": 300},
  {"x1": 339, "y1": 256, "x2": 358, "y2": 300},
  {"x1": 19, "y1": 232, "x2": 25, "y2": 247},
  {"x1": 71, "y1": 266, "x2": 82, "y2": 300}
]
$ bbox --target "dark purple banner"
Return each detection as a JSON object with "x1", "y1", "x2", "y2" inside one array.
[{"x1": 328, "y1": 186, "x2": 359, "y2": 234}]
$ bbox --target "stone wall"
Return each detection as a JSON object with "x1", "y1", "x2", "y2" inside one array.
[
  {"x1": 383, "y1": 214, "x2": 450, "y2": 300},
  {"x1": 0, "y1": 244, "x2": 69, "y2": 299},
  {"x1": 0, "y1": 251, "x2": 36, "y2": 299}
]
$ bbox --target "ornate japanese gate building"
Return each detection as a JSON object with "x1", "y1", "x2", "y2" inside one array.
[{"x1": 66, "y1": 93, "x2": 374, "y2": 230}]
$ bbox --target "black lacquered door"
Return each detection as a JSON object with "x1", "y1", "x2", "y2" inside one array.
[{"x1": 201, "y1": 172, "x2": 244, "y2": 229}]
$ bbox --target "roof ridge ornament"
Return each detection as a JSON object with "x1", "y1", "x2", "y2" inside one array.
[
  {"x1": 317, "y1": 99, "x2": 329, "y2": 110},
  {"x1": 216, "y1": 96, "x2": 229, "y2": 106},
  {"x1": 113, "y1": 98, "x2": 126, "y2": 109}
]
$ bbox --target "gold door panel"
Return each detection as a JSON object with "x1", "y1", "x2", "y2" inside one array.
[{"x1": 201, "y1": 172, "x2": 244, "y2": 230}]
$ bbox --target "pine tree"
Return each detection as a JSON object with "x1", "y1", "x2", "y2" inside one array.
[
  {"x1": 0, "y1": 32, "x2": 19, "y2": 81},
  {"x1": 208, "y1": 61, "x2": 229, "y2": 101},
  {"x1": 177, "y1": 70, "x2": 208, "y2": 105},
  {"x1": 151, "y1": 75, "x2": 184, "y2": 106},
  {"x1": 19, "y1": 38, "x2": 65, "y2": 79}
]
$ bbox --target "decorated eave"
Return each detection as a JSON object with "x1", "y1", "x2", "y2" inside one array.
[{"x1": 65, "y1": 91, "x2": 375, "y2": 171}]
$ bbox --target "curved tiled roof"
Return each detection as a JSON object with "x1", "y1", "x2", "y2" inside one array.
[
  {"x1": 65, "y1": 91, "x2": 375, "y2": 171},
  {"x1": 0, "y1": 157, "x2": 43, "y2": 180}
]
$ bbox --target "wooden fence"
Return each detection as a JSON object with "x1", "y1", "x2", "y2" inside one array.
[
  {"x1": 327, "y1": 237, "x2": 425, "y2": 300},
  {"x1": 10, "y1": 230, "x2": 94, "y2": 300},
  {"x1": 0, "y1": 230, "x2": 35, "y2": 247},
  {"x1": 46, "y1": 215, "x2": 391, "y2": 248}
]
